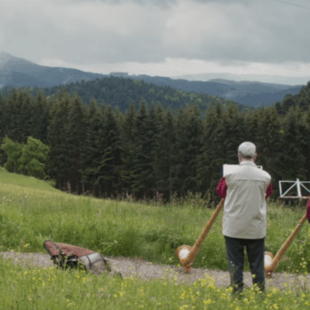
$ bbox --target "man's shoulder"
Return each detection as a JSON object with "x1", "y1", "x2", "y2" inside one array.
[
  {"x1": 228, "y1": 164, "x2": 271, "y2": 181},
  {"x1": 261, "y1": 169, "x2": 271, "y2": 180},
  {"x1": 249, "y1": 165, "x2": 271, "y2": 179},
  {"x1": 249, "y1": 166, "x2": 271, "y2": 182}
]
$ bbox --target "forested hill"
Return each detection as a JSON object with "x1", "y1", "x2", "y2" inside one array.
[
  {"x1": 0, "y1": 76, "x2": 250, "y2": 114},
  {"x1": 129, "y1": 75, "x2": 303, "y2": 108},
  {"x1": 275, "y1": 82, "x2": 310, "y2": 115},
  {"x1": 0, "y1": 52, "x2": 303, "y2": 109}
]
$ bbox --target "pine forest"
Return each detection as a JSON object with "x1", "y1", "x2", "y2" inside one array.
[{"x1": 1, "y1": 80, "x2": 310, "y2": 203}]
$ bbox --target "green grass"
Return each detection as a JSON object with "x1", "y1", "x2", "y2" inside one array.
[
  {"x1": 1, "y1": 256, "x2": 310, "y2": 310},
  {"x1": 2, "y1": 168, "x2": 310, "y2": 308},
  {"x1": 0, "y1": 168, "x2": 309, "y2": 272},
  {"x1": 0, "y1": 258, "x2": 310, "y2": 310},
  {"x1": 0, "y1": 168, "x2": 309, "y2": 273}
]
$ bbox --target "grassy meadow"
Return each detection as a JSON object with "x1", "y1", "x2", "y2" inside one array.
[{"x1": 1, "y1": 167, "x2": 310, "y2": 309}]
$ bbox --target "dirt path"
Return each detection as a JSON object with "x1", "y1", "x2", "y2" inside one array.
[{"x1": 1, "y1": 251, "x2": 310, "y2": 290}]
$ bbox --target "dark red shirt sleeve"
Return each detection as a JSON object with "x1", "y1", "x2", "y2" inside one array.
[
  {"x1": 307, "y1": 198, "x2": 310, "y2": 223},
  {"x1": 266, "y1": 182, "x2": 273, "y2": 199},
  {"x1": 217, "y1": 177, "x2": 227, "y2": 198}
]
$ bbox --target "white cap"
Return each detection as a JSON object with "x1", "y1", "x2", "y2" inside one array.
[{"x1": 238, "y1": 141, "x2": 256, "y2": 157}]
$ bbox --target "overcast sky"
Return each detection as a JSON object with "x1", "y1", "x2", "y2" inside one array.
[{"x1": 1, "y1": 0, "x2": 310, "y2": 84}]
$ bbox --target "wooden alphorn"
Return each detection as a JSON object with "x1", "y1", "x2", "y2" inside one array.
[
  {"x1": 265, "y1": 212, "x2": 307, "y2": 278},
  {"x1": 175, "y1": 198, "x2": 225, "y2": 272}
]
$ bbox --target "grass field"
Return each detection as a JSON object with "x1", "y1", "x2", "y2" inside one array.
[
  {"x1": 1, "y1": 168, "x2": 310, "y2": 309},
  {"x1": 3, "y1": 255, "x2": 310, "y2": 310}
]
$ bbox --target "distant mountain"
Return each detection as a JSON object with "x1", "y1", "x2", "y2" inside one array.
[
  {"x1": 0, "y1": 52, "x2": 107, "y2": 89},
  {"x1": 1, "y1": 75, "x2": 248, "y2": 116},
  {"x1": 0, "y1": 52, "x2": 305, "y2": 108},
  {"x1": 174, "y1": 72, "x2": 310, "y2": 86},
  {"x1": 128, "y1": 75, "x2": 303, "y2": 108},
  {"x1": 206, "y1": 79, "x2": 303, "y2": 107}
]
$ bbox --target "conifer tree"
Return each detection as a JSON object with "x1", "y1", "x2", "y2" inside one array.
[
  {"x1": 82, "y1": 99, "x2": 105, "y2": 196},
  {"x1": 197, "y1": 103, "x2": 221, "y2": 199},
  {"x1": 119, "y1": 102, "x2": 138, "y2": 196},
  {"x1": 172, "y1": 104, "x2": 203, "y2": 196},
  {"x1": 153, "y1": 110, "x2": 175, "y2": 201},
  {"x1": 0, "y1": 93, "x2": 6, "y2": 165},
  {"x1": 30, "y1": 91, "x2": 50, "y2": 144},
  {"x1": 302, "y1": 110, "x2": 310, "y2": 182},
  {"x1": 218, "y1": 103, "x2": 246, "y2": 164},
  {"x1": 66, "y1": 94, "x2": 88, "y2": 194},
  {"x1": 281, "y1": 94, "x2": 296, "y2": 115},
  {"x1": 171, "y1": 107, "x2": 188, "y2": 195},
  {"x1": 96, "y1": 105, "x2": 122, "y2": 197},
  {"x1": 131, "y1": 99, "x2": 157, "y2": 199},
  {"x1": 0, "y1": 93, "x2": 4, "y2": 141},
  {"x1": 255, "y1": 106, "x2": 282, "y2": 186},
  {"x1": 47, "y1": 92, "x2": 71, "y2": 191},
  {"x1": 4, "y1": 89, "x2": 33, "y2": 143},
  {"x1": 244, "y1": 109, "x2": 259, "y2": 143},
  {"x1": 276, "y1": 105, "x2": 307, "y2": 181}
]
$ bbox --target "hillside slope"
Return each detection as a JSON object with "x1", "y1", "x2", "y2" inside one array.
[{"x1": 0, "y1": 52, "x2": 107, "y2": 88}]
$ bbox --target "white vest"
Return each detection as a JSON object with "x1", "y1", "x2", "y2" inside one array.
[{"x1": 223, "y1": 160, "x2": 271, "y2": 239}]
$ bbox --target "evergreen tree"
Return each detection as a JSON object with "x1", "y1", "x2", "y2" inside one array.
[
  {"x1": 197, "y1": 103, "x2": 221, "y2": 200},
  {"x1": 276, "y1": 106, "x2": 307, "y2": 181},
  {"x1": 255, "y1": 106, "x2": 282, "y2": 188},
  {"x1": 66, "y1": 94, "x2": 88, "y2": 194},
  {"x1": 96, "y1": 105, "x2": 122, "y2": 197},
  {"x1": 47, "y1": 92, "x2": 71, "y2": 191},
  {"x1": 302, "y1": 109, "x2": 310, "y2": 183},
  {"x1": 119, "y1": 102, "x2": 138, "y2": 195},
  {"x1": 30, "y1": 91, "x2": 50, "y2": 144},
  {"x1": 0, "y1": 93, "x2": 4, "y2": 141},
  {"x1": 4, "y1": 89, "x2": 33, "y2": 143},
  {"x1": 0, "y1": 93, "x2": 6, "y2": 165},
  {"x1": 153, "y1": 110, "x2": 175, "y2": 201},
  {"x1": 131, "y1": 99, "x2": 157, "y2": 199},
  {"x1": 172, "y1": 104, "x2": 203, "y2": 196},
  {"x1": 244, "y1": 109, "x2": 259, "y2": 143},
  {"x1": 281, "y1": 94, "x2": 296, "y2": 115},
  {"x1": 171, "y1": 107, "x2": 188, "y2": 195},
  {"x1": 216, "y1": 103, "x2": 246, "y2": 165},
  {"x1": 82, "y1": 99, "x2": 106, "y2": 196}
]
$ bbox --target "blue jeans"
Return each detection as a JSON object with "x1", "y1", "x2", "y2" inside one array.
[{"x1": 225, "y1": 236, "x2": 265, "y2": 293}]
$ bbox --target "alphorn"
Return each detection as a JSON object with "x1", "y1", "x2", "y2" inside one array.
[
  {"x1": 175, "y1": 198, "x2": 225, "y2": 272},
  {"x1": 264, "y1": 211, "x2": 308, "y2": 278}
]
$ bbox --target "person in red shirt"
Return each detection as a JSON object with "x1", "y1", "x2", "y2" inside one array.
[{"x1": 217, "y1": 142, "x2": 273, "y2": 295}]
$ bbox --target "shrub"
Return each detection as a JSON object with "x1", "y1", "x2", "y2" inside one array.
[{"x1": 1, "y1": 137, "x2": 23, "y2": 173}]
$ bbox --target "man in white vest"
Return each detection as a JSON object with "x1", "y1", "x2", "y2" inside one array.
[{"x1": 217, "y1": 141, "x2": 273, "y2": 294}]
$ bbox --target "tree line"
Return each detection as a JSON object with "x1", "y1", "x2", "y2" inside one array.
[
  {"x1": 0, "y1": 75, "x2": 247, "y2": 116},
  {"x1": 1, "y1": 87, "x2": 310, "y2": 203}
]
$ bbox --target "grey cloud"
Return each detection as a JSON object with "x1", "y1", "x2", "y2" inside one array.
[
  {"x1": 56, "y1": 0, "x2": 310, "y2": 10},
  {"x1": 0, "y1": 1, "x2": 169, "y2": 64},
  {"x1": 62, "y1": 0, "x2": 178, "y2": 6},
  {"x1": 162, "y1": 0, "x2": 310, "y2": 64},
  {"x1": 1, "y1": 0, "x2": 310, "y2": 66}
]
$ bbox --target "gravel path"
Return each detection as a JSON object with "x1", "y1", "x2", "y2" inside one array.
[{"x1": 1, "y1": 251, "x2": 310, "y2": 290}]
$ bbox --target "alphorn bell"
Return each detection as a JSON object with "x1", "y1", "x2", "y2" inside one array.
[
  {"x1": 264, "y1": 211, "x2": 308, "y2": 278},
  {"x1": 175, "y1": 198, "x2": 225, "y2": 272}
]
